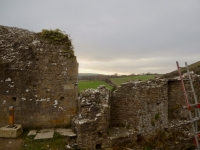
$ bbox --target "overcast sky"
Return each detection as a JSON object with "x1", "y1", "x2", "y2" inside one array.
[{"x1": 1, "y1": 1, "x2": 200, "y2": 75}]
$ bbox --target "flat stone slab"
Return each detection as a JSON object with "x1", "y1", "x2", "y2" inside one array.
[
  {"x1": 27, "y1": 130, "x2": 37, "y2": 136},
  {"x1": 55, "y1": 128, "x2": 76, "y2": 137},
  {"x1": 38, "y1": 128, "x2": 54, "y2": 133},
  {"x1": 34, "y1": 131, "x2": 54, "y2": 140},
  {"x1": 0, "y1": 124, "x2": 23, "y2": 138}
]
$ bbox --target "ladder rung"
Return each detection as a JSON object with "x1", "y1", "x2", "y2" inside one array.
[
  {"x1": 196, "y1": 131, "x2": 200, "y2": 134},
  {"x1": 182, "y1": 104, "x2": 200, "y2": 109},
  {"x1": 190, "y1": 104, "x2": 197, "y2": 107},
  {"x1": 179, "y1": 67, "x2": 186, "y2": 69},
  {"x1": 186, "y1": 117, "x2": 200, "y2": 123},
  {"x1": 188, "y1": 91, "x2": 195, "y2": 93},
  {"x1": 182, "y1": 79, "x2": 190, "y2": 81},
  {"x1": 189, "y1": 104, "x2": 200, "y2": 108}
]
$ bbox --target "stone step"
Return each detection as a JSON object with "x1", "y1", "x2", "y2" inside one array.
[{"x1": 27, "y1": 128, "x2": 76, "y2": 140}]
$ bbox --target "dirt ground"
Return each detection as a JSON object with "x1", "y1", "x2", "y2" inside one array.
[{"x1": 0, "y1": 138, "x2": 23, "y2": 150}]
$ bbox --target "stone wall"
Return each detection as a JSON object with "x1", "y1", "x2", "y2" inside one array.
[
  {"x1": 110, "y1": 79, "x2": 169, "y2": 138},
  {"x1": 168, "y1": 74, "x2": 200, "y2": 122},
  {"x1": 72, "y1": 85, "x2": 110, "y2": 150},
  {"x1": 0, "y1": 25, "x2": 78, "y2": 128},
  {"x1": 74, "y1": 76, "x2": 200, "y2": 150}
]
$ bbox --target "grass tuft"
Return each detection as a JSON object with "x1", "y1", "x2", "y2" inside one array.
[{"x1": 20, "y1": 131, "x2": 66, "y2": 150}]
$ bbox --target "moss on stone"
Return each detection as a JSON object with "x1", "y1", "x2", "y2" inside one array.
[
  {"x1": 155, "y1": 113, "x2": 160, "y2": 120},
  {"x1": 41, "y1": 29, "x2": 75, "y2": 58}
]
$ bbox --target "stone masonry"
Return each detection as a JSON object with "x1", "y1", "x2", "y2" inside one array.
[
  {"x1": 111, "y1": 79, "x2": 169, "y2": 138},
  {"x1": 0, "y1": 25, "x2": 78, "y2": 128},
  {"x1": 1, "y1": 25, "x2": 200, "y2": 149},
  {"x1": 74, "y1": 75, "x2": 200, "y2": 149},
  {"x1": 72, "y1": 85, "x2": 110, "y2": 149}
]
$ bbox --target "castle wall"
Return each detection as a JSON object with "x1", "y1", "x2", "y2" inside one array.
[
  {"x1": 0, "y1": 25, "x2": 78, "y2": 128},
  {"x1": 110, "y1": 79, "x2": 169, "y2": 136},
  {"x1": 72, "y1": 86, "x2": 110, "y2": 149},
  {"x1": 168, "y1": 76, "x2": 200, "y2": 122}
]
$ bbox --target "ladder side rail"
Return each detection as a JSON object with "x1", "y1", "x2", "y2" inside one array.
[
  {"x1": 177, "y1": 61, "x2": 200, "y2": 150},
  {"x1": 185, "y1": 62, "x2": 200, "y2": 137},
  {"x1": 188, "y1": 108, "x2": 200, "y2": 149},
  {"x1": 192, "y1": 121, "x2": 200, "y2": 149},
  {"x1": 185, "y1": 62, "x2": 199, "y2": 105},
  {"x1": 176, "y1": 61, "x2": 190, "y2": 109},
  {"x1": 185, "y1": 62, "x2": 200, "y2": 117}
]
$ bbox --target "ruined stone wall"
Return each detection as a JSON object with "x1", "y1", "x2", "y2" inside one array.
[
  {"x1": 168, "y1": 74, "x2": 200, "y2": 122},
  {"x1": 72, "y1": 86, "x2": 110, "y2": 150},
  {"x1": 73, "y1": 76, "x2": 200, "y2": 150},
  {"x1": 111, "y1": 79, "x2": 169, "y2": 137},
  {"x1": 0, "y1": 25, "x2": 78, "y2": 128}
]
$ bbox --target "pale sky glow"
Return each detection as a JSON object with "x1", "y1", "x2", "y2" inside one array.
[{"x1": 1, "y1": 0, "x2": 200, "y2": 75}]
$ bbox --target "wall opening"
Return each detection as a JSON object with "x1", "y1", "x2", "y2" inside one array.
[
  {"x1": 96, "y1": 144, "x2": 102, "y2": 149},
  {"x1": 60, "y1": 97, "x2": 64, "y2": 101},
  {"x1": 137, "y1": 134, "x2": 144, "y2": 144},
  {"x1": 98, "y1": 132, "x2": 103, "y2": 138},
  {"x1": 12, "y1": 97, "x2": 16, "y2": 102}
]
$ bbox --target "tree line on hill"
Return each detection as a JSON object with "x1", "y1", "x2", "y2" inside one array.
[{"x1": 78, "y1": 73, "x2": 158, "y2": 81}]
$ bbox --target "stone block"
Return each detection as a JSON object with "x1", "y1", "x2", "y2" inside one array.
[
  {"x1": 0, "y1": 124, "x2": 23, "y2": 138},
  {"x1": 27, "y1": 130, "x2": 37, "y2": 136},
  {"x1": 34, "y1": 129, "x2": 54, "y2": 140},
  {"x1": 55, "y1": 128, "x2": 76, "y2": 137}
]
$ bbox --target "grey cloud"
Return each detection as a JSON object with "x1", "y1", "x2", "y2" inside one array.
[{"x1": 0, "y1": 0, "x2": 200, "y2": 74}]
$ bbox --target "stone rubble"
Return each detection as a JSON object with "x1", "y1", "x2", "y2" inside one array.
[{"x1": 72, "y1": 85, "x2": 110, "y2": 149}]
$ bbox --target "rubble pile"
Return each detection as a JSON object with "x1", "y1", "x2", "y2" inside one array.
[{"x1": 72, "y1": 85, "x2": 110, "y2": 149}]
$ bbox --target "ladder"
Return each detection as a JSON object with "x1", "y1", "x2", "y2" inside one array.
[{"x1": 176, "y1": 61, "x2": 200, "y2": 149}]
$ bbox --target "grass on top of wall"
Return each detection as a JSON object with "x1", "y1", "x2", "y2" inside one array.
[
  {"x1": 78, "y1": 80, "x2": 113, "y2": 92},
  {"x1": 110, "y1": 75, "x2": 155, "y2": 86},
  {"x1": 20, "y1": 132, "x2": 65, "y2": 150}
]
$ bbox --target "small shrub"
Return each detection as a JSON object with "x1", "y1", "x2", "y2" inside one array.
[
  {"x1": 111, "y1": 86, "x2": 117, "y2": 93},
  {"x1": 155, "y1": 113, "x2": 160, "y2": 120},
  {"x1": 41, "y1": 28, "x2": 74, "y2": 58},
  {"x1": 145, "y1": 146, "x2": 152, "y2": 150},
  {"x1": 126, "y1": 124, "x2": 130, "y2": 129},
  {"x1": 107, "y1": 128, "x2": 111, "y2": 136},
  {"x1": 151, "y1": 121, "x2": 155, "y2": 126}
]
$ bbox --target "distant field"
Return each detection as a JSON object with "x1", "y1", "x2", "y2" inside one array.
[
  {"x1": 78, "y1": 80, "x2": 113, "y2": 92},
  {"x1": 110, "y1": 75, "x2": 155, "y2": 86}
]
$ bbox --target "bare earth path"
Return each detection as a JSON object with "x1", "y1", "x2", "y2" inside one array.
[{"x1": 0, "y1": 138, "x2": 23, "y2": 150}]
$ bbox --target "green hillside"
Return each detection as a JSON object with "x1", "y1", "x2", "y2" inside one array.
[
  {"x1": 110, "y1": 75, "x2": 155, "y2": 86},
  {"x1": 78, "y1": 80, "x2": 113, "y2": 92},
  {"x1": 163, "y1": 61, "x2": 200, "y2": 78}
]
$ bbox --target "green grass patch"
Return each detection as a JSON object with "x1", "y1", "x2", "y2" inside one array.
[
  {"x1": 110, "y1": 75, "x2": 155, "y2": 86},
  {"x1": 163, "y1": 61, "x2": 200, "y2": 78},
  {"x1": 155, "y1": 113, "x2": 160, "y2": 120},
  {"x1": 78, "y1": 80, "x2": 113, "y2": 92},
  {"x1": 20, "y1": 132, "x2": 65, "y2": 150}
]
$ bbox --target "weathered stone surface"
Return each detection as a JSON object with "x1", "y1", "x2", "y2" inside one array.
[
  {"x1": 38, "y1": 128, "x2": 54, "y2": 133},
  {"x1": 72, "y1": 75, "x2": 200, "y2": 150},
  {"x1": 111, "y1": 79, "x2": 168, "y2": 138},
  {"x1": 72, "y1": 85, "x2": 110, "y2": 150},
  {"x1": 55, "y1": 128, "x2": 76, "y2": 137},
  {"x1": 0, "y1": 124, "x2": 23, "y2": 138},
  {"x1": 34, "y1": 131, "x2": 54, "y2": 140},
  {"x1": 27, "y1": 130, "x2": 37, "y2": 136},
  {"x1": 0, "y1": 25, "x2": 78, "y2": 128}
]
